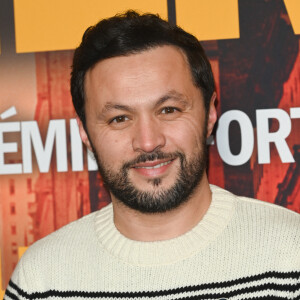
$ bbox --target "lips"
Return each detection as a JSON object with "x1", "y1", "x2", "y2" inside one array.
[
  {"x1": 133, "y1": 159, "x2": 172, "y2": 169},
  {"x1": 132, "y1": 159, "x2": 175, "y2": 177}
]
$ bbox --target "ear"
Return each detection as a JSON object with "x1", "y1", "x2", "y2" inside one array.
[
  {"x1": 76, "y1": 116, "x2": 92, "y2": 152},
  {"x1": 206, "y1": 92, "x2": 217, "y2": 137}
]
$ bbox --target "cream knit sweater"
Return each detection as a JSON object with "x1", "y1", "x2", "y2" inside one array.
[{"x1": 5, "y1": 185, "x2": 300, "y2": 300}]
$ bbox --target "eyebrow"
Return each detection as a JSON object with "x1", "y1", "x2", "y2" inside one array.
[
  {"x1": 101, "y1": 90, "x2": 188, "y2": 114},
  {"x1": 102, "y1": 103, "x2": 136, "y2": 114},
  {"x1": 154, "y1": 90, "x2": 188, "y2": 108}
]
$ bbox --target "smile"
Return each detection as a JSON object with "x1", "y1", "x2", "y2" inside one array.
[
  {"x1": 131, "y1": 159, "x2": 175, "y2": 177},
  {"x1": 134, "y1": 161, "x2": 172, "y2": 169}
]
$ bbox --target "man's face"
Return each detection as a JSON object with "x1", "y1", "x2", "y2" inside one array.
[{"x1": 79, "y1": 45, "x2": 216, "y2": 213}]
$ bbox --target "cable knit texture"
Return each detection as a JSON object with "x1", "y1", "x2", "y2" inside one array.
[{"x1": 4, "y1": 185, "x2": 300, "y2": 300}]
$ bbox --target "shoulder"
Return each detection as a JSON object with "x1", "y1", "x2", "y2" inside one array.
[
  {"x1": 9, "y1": 204, "x2": 113, "y2": 291},
  {"x1": 211, "y1": 185, "x2": 300, "y2": 271},
  {"x1": 24, "y1": 203, "x2": 113, "y2": 257},
  {"x1": 210, "y1": 185, "x2": 299, "y2": 242},
  {"x1": 210, "y1": 184, "x2": 299, "y2": 224},
  {"x1": 235, "y1": 193, "x2": 300, "y2": 242},
  {"x1": 27, "y1": 209, "x2": 98, "y2": 252},
  {"x1": 234, "y1": 191, "x2": 299, "y2": 227},
  {"x1": 211, "y1": 185, "x2": 300, "y2": 263}
]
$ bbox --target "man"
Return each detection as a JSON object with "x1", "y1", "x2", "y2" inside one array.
[{"x1": 5, "y1": 11, "x2": 299, "y2": 300}]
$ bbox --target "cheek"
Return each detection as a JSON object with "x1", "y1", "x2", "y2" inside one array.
[
  {"x1": 166, "y1": 117, "x2": 205, "y2": 153},
  {"x1": 91, "y1": 128, "x2": 132, "y2": 165}
]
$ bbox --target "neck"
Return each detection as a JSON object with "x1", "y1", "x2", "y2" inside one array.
[{"x1": 111, "y1": 176, "x2": 212, "y2": 242}]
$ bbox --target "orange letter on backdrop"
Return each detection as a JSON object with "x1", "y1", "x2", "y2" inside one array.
[
  {"x1": 283, "y1": 0, "x2": 300, "y2": 34},
  {"x1": 10, "y1": 0, "x2": 300, "y2": 53},
  {"x1": 0, "y1": 252, "x2": 4, "y2": 298},
  {"x1": 18, "y1": 247, "x2": 28, "y2": 259},
  {"x1": 176, "y1": 0, "x2": 240, "y2": 41},
  {"x1": 13, "y1": 0, "x2": 168, "y2": 53}
]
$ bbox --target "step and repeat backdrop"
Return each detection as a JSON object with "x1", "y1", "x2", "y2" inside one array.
[{"x1": 0, "y1": 0, "x2": 299, "y2": 294}]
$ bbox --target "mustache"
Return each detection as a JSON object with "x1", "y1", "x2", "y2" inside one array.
[{"x1": 123, "y1": 151, "x2": 181, "y2": 169}]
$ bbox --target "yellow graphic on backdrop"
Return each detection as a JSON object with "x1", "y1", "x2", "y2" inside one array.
[
  {"x1": 0, "y1": 251, "x2": 4, "y2": 300},
  {"x1": 176, "y1": 0, "x2": 240, "y2": 41},
  {"x1": 18, "y1": 247, "x2": 28, "y2": 259},
  {"x1": 11, "y1": 0, "x2": 300, "y2": 53},
  {"x1": 283, "y1": 0, "x2": 300, "y2": 34},
  {"x1": 13, "y1": 0, "x2": 168, "y2": 53}
]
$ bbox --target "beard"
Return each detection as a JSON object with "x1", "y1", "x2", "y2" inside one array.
[{"x1": 89, "y1": 136, "x2": 208, "y2": 214}]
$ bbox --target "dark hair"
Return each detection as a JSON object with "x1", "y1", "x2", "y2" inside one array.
[{"x1": 71, "y1": 10, "x2": 215, "y2": 125}]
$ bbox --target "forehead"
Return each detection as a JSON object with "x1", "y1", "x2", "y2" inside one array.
[{"x1": 84, "y1": 45, "x2": 199, "y2": 107}]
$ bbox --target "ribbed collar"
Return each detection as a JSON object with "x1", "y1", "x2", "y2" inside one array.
[{"x1": 94, "y1": 185, "x2": 236, "y2": 266}]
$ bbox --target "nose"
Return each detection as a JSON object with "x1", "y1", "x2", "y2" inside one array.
[{"x1": 132, "y1": 116, "x2": 166, "y2": 153}]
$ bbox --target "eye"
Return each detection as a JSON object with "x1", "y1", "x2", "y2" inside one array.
[
  {"x1": 110, "y1": 115, "x2": 129, "y2": 124},
  {"x1": 161, "y1": 107, "x2": 178, "y2": 114}
]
